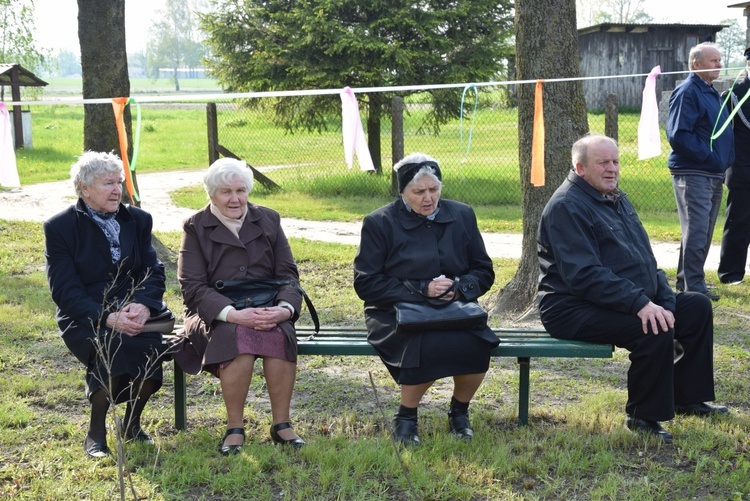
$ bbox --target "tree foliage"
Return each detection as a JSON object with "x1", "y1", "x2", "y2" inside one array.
[
  {"x1": 577, "y1": 0, "x2": 652, "y2": 27},
  {"x1": 146, "y1": 0, "x2": 205, "y2": 91},
  {"x1": 200, "y1": 0, "x2": 514, "y2": 172},
  {"x1": 0, "y1": 0, "x2": 49, "y2": 85},
  {"x1": 716, "y1": 18, "x2": 747, "y2": 72}
]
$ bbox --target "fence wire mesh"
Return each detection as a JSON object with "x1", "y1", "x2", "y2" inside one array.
[{"x1": 205, "y1": 79, "x2": 707, "y2": 214}]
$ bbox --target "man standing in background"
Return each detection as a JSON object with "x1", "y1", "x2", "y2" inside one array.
[
  {"x1": 718, "y1": 48, "x2": 750, "y2": 286},
  {"x1": 667, "y1": 42, "x2": 734, "y2": 301}
]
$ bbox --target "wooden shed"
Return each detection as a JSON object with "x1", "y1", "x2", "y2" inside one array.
[
  {"x1": 0, "y1": 63, "x2": 48, "y2": 148},
  {"x1": 577, "y1": 23, "x2": 724, "y2": 109}
]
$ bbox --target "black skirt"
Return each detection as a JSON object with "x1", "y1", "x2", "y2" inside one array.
[
  {"x1": 63, "y1": 329, "x2": 166, "y2": 403},
  {"x1": 383, "y1": 330, "x2": 494, "y2": 385}
]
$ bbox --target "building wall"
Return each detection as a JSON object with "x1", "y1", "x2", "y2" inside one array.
[{"x1": 578, "y1": 25, "x2": 722, "y2": 109}]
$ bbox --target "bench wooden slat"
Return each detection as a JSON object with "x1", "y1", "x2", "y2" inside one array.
[{"x1": 167, "y1": 325, "x2": 614, "y2": 430}]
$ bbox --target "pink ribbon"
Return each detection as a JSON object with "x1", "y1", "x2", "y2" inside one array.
[
  {"x1": 637, "y1": 65, "x2": 662, "y2": 160},
  {"x1": 340, "y1": 87, "x2": 375, "y2": 171},
  {"x1": 0, "y1": 103, "x2": 21, "y2": 188}
]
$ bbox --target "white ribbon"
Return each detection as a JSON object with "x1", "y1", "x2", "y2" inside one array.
[
  {"x1": 0, "y1": 103, "x2": 21, "y2": 188},
  {"x1": 637, "y1": 65, "x2": 662, "y2": 160},
  {"x1": 340, "y1": 87, "x2": 375, "y2": 171}
]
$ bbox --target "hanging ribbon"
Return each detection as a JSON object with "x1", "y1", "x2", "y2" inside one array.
[
  {"x1": 111, "y1": 97, "x2": 140, "y2": 203},
  {"x1": 0, "y1": 103, "x2": 20, "y2": 188},
  {"x1": 339, "y1": 87, "x2": 375, "y2": 171},
  {"x1": 530, "y1": 80, "x2": 545, "y2": 187},
  {"x1": 637, "y1": 65, "x2": 662, "y2": 160},
  {"x1": 459, "y1": 83, "x2": 479, "y2": 161}
]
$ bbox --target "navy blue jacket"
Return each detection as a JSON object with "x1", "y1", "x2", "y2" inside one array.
[
  {"x1": 667, "y1": 72, "x2": 734, "y2": 175},
  {"x1": 537, "y1": 172, "x2": 675, "y2": 338},
  {"x1": 44, "y1": 200, "x2": 166, "y2": 340}
]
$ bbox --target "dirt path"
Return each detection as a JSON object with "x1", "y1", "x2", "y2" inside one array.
[{"x1": 0, "y1": 169, "x2": 718, "y2": 270}]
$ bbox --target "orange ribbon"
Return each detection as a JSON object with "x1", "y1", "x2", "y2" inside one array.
[
  {"x1": 111, "y1": 97, "x2": 136, "y2": 202},
  {"x1": 530, "y1": 80, "x2": 545, "y2": 187}
]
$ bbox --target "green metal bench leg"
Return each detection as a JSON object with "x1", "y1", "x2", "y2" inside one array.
[
  {"x1": 517, "y1": 357, "x2": 530, "y2": 426},
  {"x1": 174, "y1": 361, "x2": 187, "y2": 430}
]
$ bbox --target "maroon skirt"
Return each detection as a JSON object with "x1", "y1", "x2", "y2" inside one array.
[{"x1": 219, "y1": 325, "x2": 293, "y2": 371}]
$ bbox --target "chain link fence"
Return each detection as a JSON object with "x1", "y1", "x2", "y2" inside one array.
[{"x1": 207, "y1": 81, "x2": 696, "y2": 214}]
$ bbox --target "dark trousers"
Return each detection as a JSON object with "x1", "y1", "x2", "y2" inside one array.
[
  {"x1": 718, "y1": 186, "x2": 750, "y2": 283},
  {"x1": 573, "y1": 292, "x2": 715, "y2": 422}
]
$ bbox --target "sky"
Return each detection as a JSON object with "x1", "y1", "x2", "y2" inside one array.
[
  {"x1": 35, "y1": 0, "x2": 161, "y2": 54},
  {"x1": 33, "y1": 0, "x2": 747, "y2": 56}
]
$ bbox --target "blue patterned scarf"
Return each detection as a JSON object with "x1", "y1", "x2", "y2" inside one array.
[{"x1": 85, "y1": 203, "x2": 121, "y2": 263}]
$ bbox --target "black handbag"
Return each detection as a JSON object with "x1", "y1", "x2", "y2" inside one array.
[
  {"x1": 143, "y1": 302, "x2": 176, "y2": 334},
  {"x1": 213, "y1": 278, "x2": 320, "y2": 333},
  {"x1": 394, "y1": 278, "x2": 488, "y2": 333}
]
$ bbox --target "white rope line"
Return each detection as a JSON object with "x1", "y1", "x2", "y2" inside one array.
[{"x1": 3, "y1": 66, "x2": 745, "y2": 107}]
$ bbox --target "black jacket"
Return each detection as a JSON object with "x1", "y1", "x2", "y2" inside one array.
[
  {"x1": 353, "y1": 198, "x2": 497, "y2": 368},
  {"x1": 723, "y1": 74, "x2": 750, "y2": 188},
  {"x1": 537, "y1": 172, "x2": 675, "y2": 338},
  {"x1": 44, "y1": 200, "x2": 166, "y2": 343}
]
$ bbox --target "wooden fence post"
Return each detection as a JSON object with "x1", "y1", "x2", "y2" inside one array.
[
  {"x1": 390, "y1": 96, "x2": 404, "y2": 196},
  {"x1": 207, "y1": 103, "x2": 218, "y2": 165},
  {"x1": 605, "y1": 94, "x2": 618, "y2": 141}
]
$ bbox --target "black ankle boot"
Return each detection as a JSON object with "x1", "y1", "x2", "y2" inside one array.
[
  {"x1": 392, "y1": 405, "x2": 420, "y2": 446},
  {"x1": 448, "y1": 397, "x2": 473, "y2": 440},
  {"x1": 392, "y1": 415, "x2": 420, "y2": 446}
]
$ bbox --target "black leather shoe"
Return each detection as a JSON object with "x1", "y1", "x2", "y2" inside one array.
[
  {"x1": 219, "y1": 427, "x2": 245, "y2": 456},
  {"x1": 702, "y1": 290, "x2": 720, "y2": 301},
  {"x1": 125, "y1": 428, "x2": 155, "y2": 445},
  {"x1": 675, "y1": 402, "x2": 730, "y2": 417},
  {"x1": 83, "y1": 437, "x2": 111, "y2": 458},
  {"x1": 626, "y1": 417, "x2": 673, "y2": 444},
  {"x1": 448, "y1": 410, "x2": 474, "y2": 440},
  {"x1": 392, "y1": 416, "x2": 420, "y2": 446},
  {"x1": 270, "y1": 422, "x2": 306, "y2": 448}
]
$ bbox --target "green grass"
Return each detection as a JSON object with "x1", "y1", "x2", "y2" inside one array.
[{"x1": 0, "y1": 219, "x2": 748, "y2": 500}]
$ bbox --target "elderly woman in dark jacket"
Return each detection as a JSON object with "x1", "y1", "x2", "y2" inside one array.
[
  {"x1": 44, "y1": 151, "x2": 168, "y2": 458},
  {"x1": 353, "y1": 152, "x2": 498, "y2": 446},
  {"x1": 176, "y1": 158, "x2": 305, "y2": 455}
]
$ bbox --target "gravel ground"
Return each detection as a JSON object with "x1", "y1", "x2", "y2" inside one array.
[{"x1": 0, "y1": 169, "x2": 719, "y2": 270}]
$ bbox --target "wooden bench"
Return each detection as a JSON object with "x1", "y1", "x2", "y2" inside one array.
[{"x1": 169, "y1": 326, "x2": 613, "y2": 429}]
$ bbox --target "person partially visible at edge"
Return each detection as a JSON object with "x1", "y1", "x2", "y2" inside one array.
[
  {"x1": 718, "y1": 47, "x2": 750, "y2": 285},
  {"x1": 667, "y1": 41, "x2": 734, "y2": 301},
  {"x1": 353, "y1": 152, "x2": 498, "y2": 447},
  {"x1": 44, "y1": 151, "x2": 168, "y2": 458},
  {"x1": 174, "y1": 158, "x2": 306, "y2": 455},
  {"x1": 538, "y1": 134, "x2": 729, "y2": 444}
]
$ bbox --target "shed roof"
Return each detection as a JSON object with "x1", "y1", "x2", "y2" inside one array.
[
  {"x1": 578, "y1": 23, "x2": 726, "y2": 36},
  {"x1": 0, "y1": 63, "x2": 48, "y2": 87}
]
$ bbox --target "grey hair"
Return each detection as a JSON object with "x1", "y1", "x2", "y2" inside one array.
[
  {"x1": 203, "y1": 158, "x2": 254, "y2": 198},
  {"x1": 571, "y1": 134, "x2": 618, "y2": 169},
  {"x1": 689, "y1": 42, "x2": 719, "y2": 71},
  {"x1": 70, "y1": 151, "x2": 124, "y2": 198},
  {"x1": 393, "y1": 152, "x2": 442, "y2": 188}
]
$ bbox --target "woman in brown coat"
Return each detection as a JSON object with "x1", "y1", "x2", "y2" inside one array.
[{"x1": 177, "y1": 158, "x2": 305, "y2": 455}]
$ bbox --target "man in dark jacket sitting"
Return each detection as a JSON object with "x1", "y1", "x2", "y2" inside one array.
[{"x1": 537, "y1": 134, "x2": 728, "y2": 443}]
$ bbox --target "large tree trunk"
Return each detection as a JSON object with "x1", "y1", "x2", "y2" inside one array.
[
  {"x1": 490, "y1": 0, "x2": 589, "y2": 319},
  {"x1": 77, "y1": 0, "x2": 138, "y2": 204}
]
